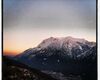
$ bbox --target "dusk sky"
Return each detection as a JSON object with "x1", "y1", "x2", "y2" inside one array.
[{"x1": 3, "y1": 0, "x2": 96, "y2": 55}]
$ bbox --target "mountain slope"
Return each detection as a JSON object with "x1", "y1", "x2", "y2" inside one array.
[
  {"x1": 15, "y1": 37, "x2": 96, "y2": 73},
  {"x1": 13, "y1": 36, "x2": 97, "y2": 80},
  {"x1": 16, "y1": 36, "x2": 96, "y2": 59}
]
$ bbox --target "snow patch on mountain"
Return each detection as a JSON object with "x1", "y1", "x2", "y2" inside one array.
[{"x1": 37, "y1": 36, "x2": 95, "y2": 51}]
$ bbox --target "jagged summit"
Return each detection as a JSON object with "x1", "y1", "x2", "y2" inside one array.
[{"x1": 37, "y1": 36, "x2": 95, "y2": 50}]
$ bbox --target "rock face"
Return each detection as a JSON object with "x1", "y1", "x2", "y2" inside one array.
[{"x1": 15, "y1": 36, "x2": 96, "y2": 73}]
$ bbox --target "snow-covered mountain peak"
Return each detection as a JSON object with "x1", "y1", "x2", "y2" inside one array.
[
  {"x1": 37, "y1": 36, "x2": 92, "y2": 50},
  {"x1": 16, "y1": 36, "x2": 96, "y2": 63}
]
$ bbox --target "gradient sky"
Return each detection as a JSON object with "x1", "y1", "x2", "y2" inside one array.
[{"x1": 3, "y1": 0, "x2": 96, "y2": 55}]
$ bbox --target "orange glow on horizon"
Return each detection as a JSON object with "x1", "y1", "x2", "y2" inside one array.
[
  {"x1": 3, "y1": 50, "x2": 19, "y2": 56},
  {"x1": 3, "y1": 36, "x2": 96, "y2": 56}
]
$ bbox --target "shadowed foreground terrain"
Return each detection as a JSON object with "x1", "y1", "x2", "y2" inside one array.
[
  {"x1": 3, "y1": 56, "x2": 82, "y2": 80},
  {"x1": 2, "y1": 56, "x2": 57, "y2": 80}
]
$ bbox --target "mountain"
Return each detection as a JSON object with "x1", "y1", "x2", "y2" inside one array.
[
  {"x1": 15, "y1": 36, "x2": 96, "y2": 73},
  {"x1": 13, "y1": 36, "x2": 97, "y2": 80},
  {"x1": 16, "y1": 36, "x2": 96, "y2": 60}
]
